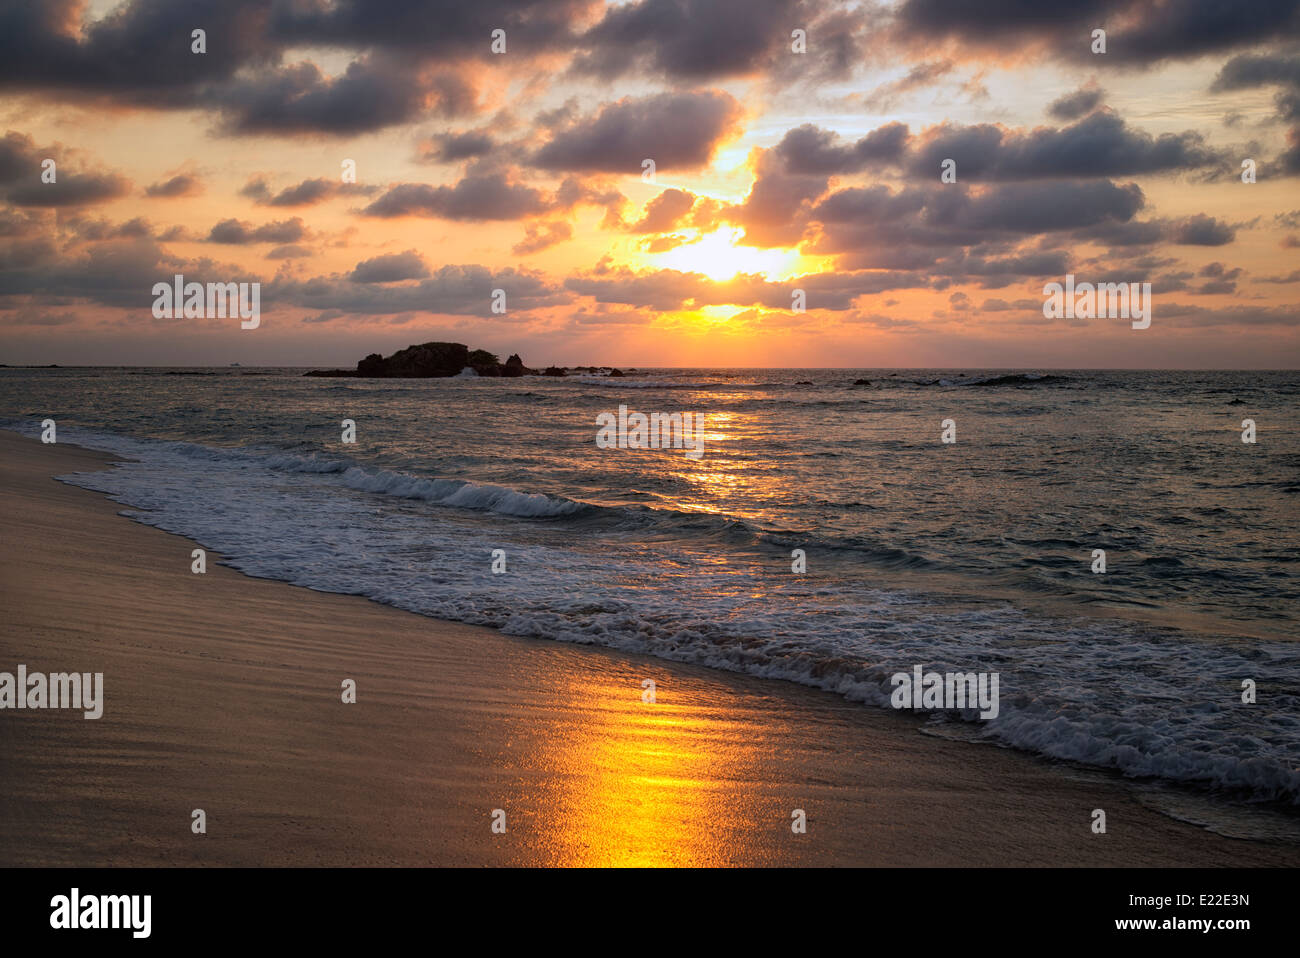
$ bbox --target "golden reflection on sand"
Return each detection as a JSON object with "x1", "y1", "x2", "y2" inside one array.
[{"x1": 528, "y1": 665, "x2": 772, "y2": 867}]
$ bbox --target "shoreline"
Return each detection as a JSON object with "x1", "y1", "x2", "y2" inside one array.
[{"x1": 1, "y1": 429, "x2": 1297, "y2": 866}]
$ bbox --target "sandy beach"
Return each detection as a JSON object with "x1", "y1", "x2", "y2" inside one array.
[{"x1": 1, "y1": 428, "x2": 1295, "y2": 867}]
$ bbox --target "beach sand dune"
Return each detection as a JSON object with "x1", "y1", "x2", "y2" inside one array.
[{"x1": 1, "y1": 430, "x2": 1295, "y2": 867}]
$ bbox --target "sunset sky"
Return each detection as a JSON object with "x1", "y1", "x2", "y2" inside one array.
[{"x1": 0, "y1": 0, "x2": 1297, "y2": 367}]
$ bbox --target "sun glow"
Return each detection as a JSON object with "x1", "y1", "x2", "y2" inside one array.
[{"x1": 655, "y1": 227, "x2": 802, "y2": 282}]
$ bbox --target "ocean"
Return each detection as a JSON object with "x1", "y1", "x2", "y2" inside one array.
[{"x1": 3, "y1": 366, "x2": 1297, "y2": 826}]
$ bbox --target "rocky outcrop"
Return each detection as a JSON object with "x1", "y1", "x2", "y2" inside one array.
[{"x1": 305, "y1": 342, "x2": 540, "y2": 378}]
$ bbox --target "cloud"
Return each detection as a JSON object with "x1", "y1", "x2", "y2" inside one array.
[
  {"x1": 0, "y1": 0, "x2": 577, "y2": 134},
  {"x1": 532, "y1": 91, "x2": 743, "y2": 172},
  {"x1": 571, "y1": 0, "x2": 796, "y2": 79},
  {"x1": 726, "y1": 149, "x2": 830, "y2": 247},
  {"x1": 894, "y1": 0, "x2": 1300, "y2": 65},
  {"x1": 773, "y1": 122, "x2": 911, "y2": 175},
  {"x1": 244, "y1": 177, "x2": 378, "y2": 207},
  {"x1": 263, "y1": 178, "x2": 336, "y2": 206},
  {"x1": 1211, "y1": 51, "x2": 1300, "y2": 175},
  {"x1": 267, "y1": 264, "x2": 566, "y2": 315},
  {"x1": 7, "y1": 172, "x2": 130, "y2": 207},
  {"x1": 144, "y1": 174, "x2": 201, "y2": 198},
  {"x1": 0, "y1": 234, "x2": 256, "y2": 311},
  {"x1": 266, "y1": 244, "x2": 313, "y2": 260},
  {"x1": 628, "y1": 189, "x2": 697, "y2": 233},
  {"x1": 0, "y1": 130, "x2": 130, "y2": 207},
  {"x1": 769, "y1": 113, "x2": 1219, "y2": 182},
  {"x1": 906, "y1": 112, "x2": 1221, "y2": 180},
  {"x1": 1170, "y1": 213, "x2": 1235, "y2": 245},
  {"x1": 513, "y1": 221, "x2": 573, "y2": 255},
  {"x1": 362, "y1": 168, "x2": 550, "y2": 220},
  {"x1": 208, "y1": 217, "x2": 307, "y2": 244},
  {"x1": 1048, "y1": 87, "x2": 1105, "y2": 120},
  {"x1": 208, "y1": 56, "x2": 480, "y2": 136},
  {"x1": 0, "y1": 306, "x2": 78, "y2": 326},
  {"x1": 419, "y1": 131, "x2": 495, "y2": 163},
  {"x1": 349, "y1": 250, "x2": 430, "y2": 283}
]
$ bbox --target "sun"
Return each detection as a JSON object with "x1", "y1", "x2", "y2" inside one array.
[{"x1": 655, "y1": 227, "x2": 801, "y2": 282}]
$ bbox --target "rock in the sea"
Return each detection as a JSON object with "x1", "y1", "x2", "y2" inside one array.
[
  {"x1": 853, "y1": 378, "x2": 871, "y2": 385},
  {"x1": 302, "y1": 342, "x2": 559, "y2": 378},
  {"x1": 608, "y1": 368, "x2": 625, "y2": 377},
  {"x1": 543, "y1": 366, "x2": 566, "y2": 377},
  {"x1": 359, "y1": 342, "x2": 469, "y2": 377}
]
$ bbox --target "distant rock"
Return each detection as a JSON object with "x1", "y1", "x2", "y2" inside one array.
[
  {"x1": 302, "y1": 343, "x2": 635, "y2": 379},
  {"x1": 853, "y1": 378, "x2": 871, "y2": 385},
  {"x1": 795, "y1": 380, "x2": 813, "y2": 385},
  {"x1": 306, "y1": 342, "x2": 543, "y2": 378}
]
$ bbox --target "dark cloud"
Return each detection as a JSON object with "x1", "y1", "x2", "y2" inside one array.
[
  {"x1": 895, "y1": 0, "x2": 1300, "y2": 65},
  {"x1": 1048, "y1": 87, "x2": 1104, "y2": 120},
  {"x1": 65, "y1": 216, "x2": 155, "y2": 242},
  {"x1": 0, "y1": 0, "x2": 277, "y2": 101},
  {"x1": 774, "y1": 122, "x2": 911, "y2": 175},
  {"x1": 208, "y1": 217, "x2": 307, "y2": 244},
  {"x1": 770, "y1": 113, "x2": 1218, "y2": 182},
  {"x1": 350, "y1": 250, "x2": 430, "y2": 283},
  {"x1": 7, "y1": 173, "x2": 130, "y2": 207},
  {"x1": 532, "y1": 91, "x2": 743, "y2": 172},
  {"x1": 1199, "y1": 261, "x2": 1243, "y2": 279},
  {"x1": 571, "y1": 0, "x2": 795, "y2": 79},
  {"x1": 144, "y1": 174, "x2": 201, "y2": 198},
  {"x1": 248, "y1": 177, "x2": 377, "y2": 207},
  {"x1": 908, "y1": 112, "x2": 1221, "y2": 180},
  {"x1": 1170, "y1": 213, "x2": 1235, "y2": 245},
  {"x1": 0, "y1": 234, "x2": 255, "y2": 311},
  {"x1": 0, "y1": 0, "x2": 586, "y2": 134},
  {"x1": 362, "y1": 168, "x2": 550, "y2": 220},
  {"x1": 207, "y1": 56, "x2": 478, "y2": 136},
  {"x1": 271, "y1": 0, "x2": 596, "y2": 58},
  {"x1": 0, "y1": 130, "x2": 130, "y2": 207},
  {"x1": 420, "y1": 131, "x2": 496, "y2": 163},
  {"x1": 896, "y1": 0, "x2": 1112, "y2": 42},
  {"x1": 264, "y1": 178, "x2": 335, "y2": 206}
]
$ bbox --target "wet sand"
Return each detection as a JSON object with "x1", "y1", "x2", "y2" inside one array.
[{"x1": 1, "y1": 429, "x2": 1295, "y2": 866}]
